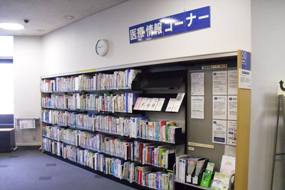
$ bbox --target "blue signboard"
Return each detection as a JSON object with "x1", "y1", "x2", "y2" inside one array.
[
  {"x1": 129, "y1": 6, "x2": 211, "y2": 44},
  {"x1": 241, "y1": 50, "x2": 251, "y2": 71}
]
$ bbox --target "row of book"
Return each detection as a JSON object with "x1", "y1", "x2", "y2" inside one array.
[
  {"x1": 42, "y1": 112, "x2": 181, "y2": 143},
  {"x1": 42, "y1": 92, "x2": 137, "y2": 113},
  {"x1": 43, "y1": 127, "x2": 78, "y2": 146},
  {"x1": 134, "y1": 93, "x2": 185, "y2": 113},
  {"x1": 43, "y1": 127, "x2": 174, "y2": 169},
  {"x1": 42, "y1": 138, "x2": 174, "y2": 190},
  {"x1": 135, "y1": 166, "x2": 174, "y2": 190},
  {"x1": 40, "y1": 69, "x2": 141, "y2": 92}
]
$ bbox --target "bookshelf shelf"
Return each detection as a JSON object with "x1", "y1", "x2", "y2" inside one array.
[
  {"x1": 41, "y1": 68, "x2": 186, "y2": 190},
  {"x1": 174, "y1": 180, "x2": 211, "y2": 190},
  {"x1": 43, "y1": 151, "x2": 157, "y2": 190},
  {"x1": 42, "y1": 122, "x2": 184, "y2": 145}
]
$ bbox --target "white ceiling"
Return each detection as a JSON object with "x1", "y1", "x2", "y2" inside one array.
[{"x1": 0, "y1": 0, "x2": 127, "y2": 36}]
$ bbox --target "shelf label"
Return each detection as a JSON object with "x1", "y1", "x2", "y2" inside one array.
[
  {"x1": 239, "y1": 50, "x2": 251, "y2": 89},
  {"x1": 188, "y1": 147, "x2": 195, "y2": 151},
  {"x1": 202, "y1": 64, "x2": 228, "y2": 70},
  {"x1": 76, "y1": 69, "x2": 97, "y2": 74},
  {"x1": 188, "y1": 142, "x2": 214, "y2": 149}
]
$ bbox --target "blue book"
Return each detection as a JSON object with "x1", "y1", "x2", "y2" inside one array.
[{"x1": 156, "y1": 122, "x2": 160, "y2": 141}]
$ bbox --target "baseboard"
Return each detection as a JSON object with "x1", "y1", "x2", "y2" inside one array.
[
  {"x1": 16, "y1": 145, "x2": 41, "y2": 150},
  {"x1": 16, "y1": 142, "x2": 41, "y2": 146}
]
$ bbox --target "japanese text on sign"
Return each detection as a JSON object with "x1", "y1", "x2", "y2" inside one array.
[{"x1": 129, "y1": 6, "x2": 210, "y2": 44}]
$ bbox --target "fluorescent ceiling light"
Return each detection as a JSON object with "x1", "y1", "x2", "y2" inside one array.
[{"x1": 0, "y1": 23, "x2": 25, "y2": 30}]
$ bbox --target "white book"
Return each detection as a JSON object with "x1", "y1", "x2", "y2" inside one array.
[
  {"x1": 144, "y1": 98, "x2": 153, "y2": 111},
  {"x1": 165, "y1": 98, "x2": 176, "y2": 112},
  {"x1": 139, "y1": 97, "x2": 148, "y2": 110},
  {"x1": 149, "y1": 98, "x2": 159, "y2": 111},
  {"x1": 155, "y1": 98, "x2": 165, "y2": 111},
  {"x1": 220, "y1": 155, "x2": 236, "y2": 178},
  {"x1": 172, "y1": 93, "x2": 185, "y2": 112},
  {"x1": 127, "y1": 93, "x2": 133, "y2": 113},
  {"x1": 175, "y1": 154, "x2": 188, "y2": 181}
]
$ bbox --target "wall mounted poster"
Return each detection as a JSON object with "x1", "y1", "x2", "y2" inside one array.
[
  {"x1": 227, "y1": 121, "x2": 237, "y2": 145},
  {"x1": 213, "y1": 71, "x2": 227, "y2": 95},
  {"x1": 191, "y1": 72, "x2": 204, "y2": 95},
  {"x1": 228, "y1": 70, "x2": 237, "y2": 95},
  {"x1": 228, "y1": 96, "x2": 237, "y2": 120},
  {"x1": 191, "y1": 96, "x2": 204, "y2": 119},
  {"x1": 213, "y1": 96, "x2": 227, "y2": 120},
  {"x1": 212, "y1": 120, "x2": 227, "y2": 144}
]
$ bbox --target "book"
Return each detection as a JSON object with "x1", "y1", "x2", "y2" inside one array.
[
  {"x1": 211, "y1": 172, "x2": 230, "y2": 190},
  {"x1": 165, "y1": 98, "x2": 176, "y2": 112},
  {"x1": 200, "y1": 162, "x2": 215, "y2": 188},
  {"x1": 144, "y1": 98, "x2": 153, "y2": 111},
  {"x1": 155, "y1": 98, "x2": 165, "y2": 111},
  {"x1": 133, "y1": 97, "x2": 142, "y2": 110},
  {"x1": 149, "y1": 98, "x2": 159, "y2": 111},
  {"x1": 220, "y1": 155, "x2": 236, "y2": 178},
  {"x1": 179, "y1": 157, "x2": 188, "y2": 182},
  {"x1": 175, "y1": 154, "x2": 188, "y2": 181},
  {"x1": 139, "y1": 97, "x2": 148, "y2": 110},
  {"x1": 172, "y1": 93, "x2": 185, "y2": 112}
]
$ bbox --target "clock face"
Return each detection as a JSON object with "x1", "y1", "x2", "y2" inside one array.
[{"x1": 96, "y1": 39, "x2": 108, "y2": 56}]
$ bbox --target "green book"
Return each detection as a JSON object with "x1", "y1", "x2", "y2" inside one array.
[
  {"x1": 210, "y1": 172, "x2": 230, "y2": 190},
  {"x1": 200, "y1": 162, "x2": 215, "y2": 188}
]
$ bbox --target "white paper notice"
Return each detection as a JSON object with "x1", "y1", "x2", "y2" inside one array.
[
  {"x1": 213, "y1": 71, "x2": 227, "y2": 95},
  {"x1": 19, "y1": 119, "x2": 36, "y2": 129},
  {"x1": 191, "y1": 96, "x2": 204, "y2": 119},
  {"x1": 212, "y1": 120, "x2": 227, "y2": 144},
  {"x1": 224, "y1": 145, "x2": 236, "y2": 157},
  {"x1": 228, "y1": 70, "x2": 237, "y2": 95},
  {"x1": 213, "y1": 96, "x2": 227, "y2": 120},
  {"x1": 228, "y1": 96, "x2": 237, "y2": 120},
  {"x1": 220, "y1": 155, "x2": 236, "y2": 178},
  {"x1": 239, "y1": 69, "x2": 251, "y2": 89},
  {"x1": 191, "y1": 73, "x2": 204, "y2": 95},
  {"x1": 227, "y1": 121, "x2": 237, "y2": 146}
]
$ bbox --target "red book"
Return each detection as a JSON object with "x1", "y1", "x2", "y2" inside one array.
[
  {"x1": 139, "y1": 143, "x2": 144, "y2": 163},
  {"x1": 152, "y1": 151, "x2": 155, "y2": 165},
  {"x1": 147, "y1": 147, "x2": 150, "y2": 164},
  {"x1": 139, "y1": 168, "x2": 142, "y2": 185}
]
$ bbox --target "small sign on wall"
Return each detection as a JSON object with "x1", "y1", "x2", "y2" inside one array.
[
  {"x1": 278, "y1": 79, "x2": 285, "y2": 95},
  {"x1": 239, "y1": 50, "x2": 251, "y2": 89}
]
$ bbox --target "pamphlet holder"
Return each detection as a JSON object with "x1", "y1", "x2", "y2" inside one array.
[{"x1": 192, "y1": 158, "x2": 209, "y2": 185}]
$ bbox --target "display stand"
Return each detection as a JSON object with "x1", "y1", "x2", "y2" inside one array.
[{"x1": 270, "y1": 95, "x2": 285, "y2": 190}]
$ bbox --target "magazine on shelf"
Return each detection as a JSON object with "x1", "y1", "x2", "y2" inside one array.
[
  {"x1": 155, "y1": 98, "x2": 165, "y2": 111},
  {"x1": 172, "y1": 93, "x2": 185, "y2": 112},
  {"x1": 165, "y1": 98, "x2": 176, "y2": 112}
]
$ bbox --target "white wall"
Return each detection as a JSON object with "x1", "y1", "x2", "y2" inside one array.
[
  {"x1": 250, "y1": 1, "x2": 285, "y2": 190},
  {"x1": 14, "y1": 36, "x2": 42, "y2": 146},
  {"x1": 42, "y1": 0, "x2": 251, "y2": 76}
]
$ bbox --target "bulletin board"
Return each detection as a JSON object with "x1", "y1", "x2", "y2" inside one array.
[{"x1": 187, "y1": 59, "x2": 238, "y2": 170}]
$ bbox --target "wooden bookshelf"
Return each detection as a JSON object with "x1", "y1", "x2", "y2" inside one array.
[{"x1": 40, "y1": 51, "x2": 251, "y2": 190}]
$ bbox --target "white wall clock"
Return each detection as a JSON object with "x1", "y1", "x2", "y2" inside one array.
[{"x1": 95, "y1": 39, "x2": 108, "y2": 56}]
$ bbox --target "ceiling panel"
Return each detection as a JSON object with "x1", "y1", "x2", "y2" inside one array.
[{"x1": 0, "y1": 0, "x2": 127, "y2": 36}]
